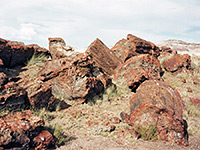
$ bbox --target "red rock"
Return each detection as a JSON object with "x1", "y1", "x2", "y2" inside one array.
[
  {"x1": 27, "y1": 44, "x2": 50, "y2": 55},
  {"x1": 86, "y1": 38, "x2": 121, "y2": 75},
  {"x1": 181, "y1": 78, "x2": 186, "y2": 83},
  {"x1": 190, "y1": 98, "x2": 200, "y2": 106},
  {"x1": 104, "y1": 122, "x2": 110, "y2": 126},
  {"x1": 114, "y1": 54, "x2": 163, "y2": 92},
  {"x1": 192, "y1": 76, "x2": 200, "y2": 85},
  {"x1": 0, "y1": 82, "x2": 29, "y2": 110},
  {"x1": 0, "y1": 110, "x2": 54, "y2": 149},
  {"x1": 124, "y1": 80, "x2": 188, "y2": 146},
  {"x1": 162, "y1": 54, "x2": 191, "y2": 73},
  {"x1": 39, "y1": 52, "x2": 108, "y2": 103},
  {"x1": 128, "y1": 103, "x2": 188, "y2": 146},
  {"x1": 111, "y1": 34, "x2": 160, "y2": 62},
  {"x1": 0, "y1": 37, "x2": 49, "y2": 68},
  {"x1": 33, "y1": 130, "x2": 55, "y2": 149},
  {"x1": 187, "y1": 87, "x2": 192, "y2": 93},
  {"x1": 159, "y1": 46, "x2": 177, "y2": 55}
]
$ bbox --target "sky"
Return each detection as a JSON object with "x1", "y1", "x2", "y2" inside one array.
[{"x1": 0, "y1": 0, "x2": 200, "y2": 49}]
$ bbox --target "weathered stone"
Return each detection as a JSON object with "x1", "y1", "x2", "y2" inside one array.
[
  {"x1": 39, "y1": 53, "x2": 108, "y2": 103},
  {"x1": 129, "y1": 80, "x2": 185, "y2": 120},
  {"x1": 162, "y1": 54, "x2": 191, "y2": 73},
  {"x1": 0, "y1": 72, "x2": 7, "y2": 87},
  {"x1": 181, "y1": 78, "x2": 186, "y2": 83},
  {"x1": 33, "y1": 130, "x2": 55, "y2": 149},
  {"x1": 49, "y1": 37, "x2": 77, "y2": 59},
  {"x1": 17, "y1": 71, "x2": 68, "y2": 111},
  {"x1": 0, "y1": 110, "x2": 54, "y2": 149},
  {"x1": 190, "y1": 98, "x2": 200, "y2": 106},
  {"x1": 111, "y1": 34, "x2": 160, "y2": 62},
  {"x1": 159, "y1": 46, "x2": 177, "y2": 55},
  {"x1": 122, "y1": 80, "x2": 188, "y2": 146},
  {"x1": 0, "y1": 37, "x2": 50, "y2": 68},
  {"x1": 0, "y1": 82, "x2": 29, "y2": 110},
  {"x1": 114, "y1": 54, "x2": 163, "y2": 92},
  {"x1": 86, "y1": 38, "x2": 121, "y2": 75},
  {"x1": 27, "y1": 44, "x2": 49, "y2": 54},
  {"x1": 128, "y1": 103, "x2": 188, "y2": 146}
]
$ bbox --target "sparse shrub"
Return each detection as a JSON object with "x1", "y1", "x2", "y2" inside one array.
[
  {"x1": 134, "y1": 124, "x2": 158, "y2": 141},
  {"x1": 46, "y1": 124, "x2": 75, "y2": 146},
  {"x1": 32, "y1": 108, "x2": 54, "y2": 122},
  {"x1": 26, "y1": 52, "x2": 48, "y2": 67}
]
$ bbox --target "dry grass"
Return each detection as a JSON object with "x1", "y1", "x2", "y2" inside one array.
[{"x1": 26, "y1": 53, "x2": 48, "y2": 67}]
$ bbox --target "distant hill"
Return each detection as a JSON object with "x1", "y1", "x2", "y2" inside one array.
[{"x1": 156, "y1": 39, "x2": 200, "y2": 56}]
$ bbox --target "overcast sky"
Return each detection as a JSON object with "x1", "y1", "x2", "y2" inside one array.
[{"x1": 0, "y1": 0, "x2": 200, "y2": 49}]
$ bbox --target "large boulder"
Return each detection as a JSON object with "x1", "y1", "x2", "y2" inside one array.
[
  {"x1": 0, "y1": 81, "x2": 29, "y2": 111},
  {"x1": 0, "y1": 37, "x2": 49, "y2": 68},
  {"x1": 111, "y1": 34, "x2": 160, "y2": 62},
  {"x1": 86, "y1": 38, "x2": 121, "y2": 75},
  {"x1": 39, "y1": 52, "x2": 109, "y2": 103},
  {"x1": 121, "y1": 80, "x2": 188, "y2": 146},
  {"x1": 0, "y1": 110, "x2": 54, "y2": 149},
  {"x1": 162, "y1": 54, "x2": 191, "y2": 73},
  {"x1": 114, "y1": 54, "x2": 163, "y2": 92},
  {"x1": 16, "y1": 67, "x2": 67, "y2": 111}
]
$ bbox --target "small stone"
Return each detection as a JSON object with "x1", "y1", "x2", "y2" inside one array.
[
  {"x1": 187, "y1": 88, "x2": 192, "y2": 93},
  {"x1": 109, "y1": 125, "x2": 116, "y2": 132},
  {"x1": 110, "y1": 117, "x2": 121, "y2": 124},
  {"x1": 181, "y1": 78, "x2": 186, "y2": 83}
]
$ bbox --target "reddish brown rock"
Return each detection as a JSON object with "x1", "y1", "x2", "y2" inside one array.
[
  {"x1": 0, "y1": 37, "x2": 49, "y2": 68},
  {"x1": 33, "y1": 130, "x2": 55, "y2": 149},
  {"x1": 17, "y1": 70, "x2": 68, "y2": 111},
  {"x1": 190, "y1": 98, "x2": 200, "y2": 106},
  {"x1": 39, "y1": 53, "x2": 108, "y2": 103},
  {"x1": 0, "y1": 110, "x2": 54, "y2": 149},
  {"x1": 181, "y1": 78, "x2": 186, "y2": 83},
  {"x1": 159, "y1": 46, "x2": 177, "y2": 55},
  {"x1": 187, "y1": 87, "x2": 192, "y2": 93},
  {"x1": 86, "y1": 38, "x2": 121, "y2": 75},
  {"x1": 192, "y1": 76, "x2": 200, "y2": 85},
  {"x1": 114, "y1": 54, "x2": 163, "y2": 92},
  {"x1": 162, "y1": 54, "x2": 191, "y2": 73},
  {"x1": 0, "y1": 82, "x2": 29, "y2": 110},
  {"x1": 122, "y1": 80, "x2": 188, "y2": 146},
  {"x1": 128, "y1": 103, "x2": 188, "y2": 146},
  {"x1": 27, "y1": 83, "x2": 58, "y2": 110},
  {"x1": 111, "y1": 34, "x2": 160, "y2": 62}
]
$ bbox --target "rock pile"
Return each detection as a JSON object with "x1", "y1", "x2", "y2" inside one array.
[
  {"x1": 0, "y1": 34, "x2": 191, "y2": 148},
  {"x1": 39, "y1": 38, "x2": 112, "y2": 103},
  {"x1": 0, "y1": 110, "x2": 54, "y2": 149}
]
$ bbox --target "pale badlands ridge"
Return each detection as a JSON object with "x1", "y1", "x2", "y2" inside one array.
[{"x1": 156, "y1": 39, "x2": 200, "y2": 56}]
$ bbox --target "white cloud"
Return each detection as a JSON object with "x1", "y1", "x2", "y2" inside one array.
[
  {"x1": 0, "y1": 0, "x2": 200, "y2": 48},
  {"x1": 0, "y1": 23, "x2": 36, "y2": 42}
]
